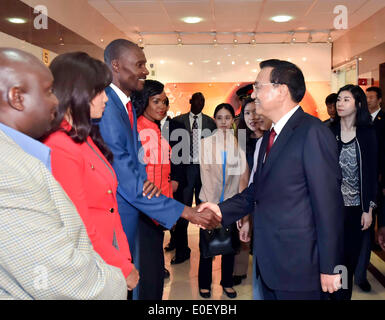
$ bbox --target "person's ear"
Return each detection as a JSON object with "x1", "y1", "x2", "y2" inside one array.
[
  {"x1": 278, "y1": 83, "x2": 289, "y2": 100},
  {"x1": 8, "y1": 87, "x2": 24, "y2": 111},
  {"x1": 111, "y1": 59, "x2": 119, "y2": 73}
]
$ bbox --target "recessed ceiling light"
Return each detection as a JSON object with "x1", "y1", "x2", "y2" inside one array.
[
  {"x1": 188, "y1": 62, "x2": 194, "y2": 65},
  {"x1": 160, "y1": 60, "x2": 165, "y2": 64},
  {"x1": 217, "y1": 61, "x2": 221, "y2": 65},
  {"x1": 231, "y1": 61, "x2": 235, "y2": 65},
  {"x1": 271, "y1": 15, "x2": 293, "y2": 23},
  {"x1": 182, "y1": 16, "x2": 203, "y2": 24},
  {"x1": 7, "y1": 17, "x2": 27, "y2": 24},
  {"x1": 245, "y1": 61, "x2": 250, "y2": 65}
]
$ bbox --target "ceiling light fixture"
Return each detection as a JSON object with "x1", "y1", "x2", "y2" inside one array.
[
  {"x1": 7, "y1": 17, "x2": 27, "y2": 24},
  {"x1": 59, "y1": 37, "x2": 64, "y2": 46},
  {"x1": 138, "y1": 34, "x2": 144, "y2": 47},
  {"x1": 307, "y1": 32, "x2": 312, "y2": 44},
  {"x1": 177, "y1": 33, "x2": 183, "y2": 46},
  {"x1": 250, "y1": 33, "x2": 257, "y2": 46},
  {"x1": 291, "y1": 33, "x2": 296, "y2": 44},
  {"x1": 182, "y1": 16, "x2": 203, "y2": 24},
  {"x1": 327, "y1": 32, "x2": 332, "y2": 43},
  {"x1": 233, "y1": 33, "x2": 238, "y2": 47},
  {"x1": 271, "y1": 15, "x2": 293, "y2": 23},
  {"x1": 213, "y1": 32, "x2": 218, "y2": 46}
]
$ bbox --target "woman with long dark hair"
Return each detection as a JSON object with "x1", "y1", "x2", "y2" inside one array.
[
  {"x1": 44, "y1": 52, "x2": 139, "y2": 294},
  {"x1": 198, "y1": 103, "x2": 247, "y2": 299},
  {"x1": 329, "y1": 84, "x2": 378, "y2": 300}
]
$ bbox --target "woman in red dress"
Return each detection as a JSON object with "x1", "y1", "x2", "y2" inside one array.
[{"x1": 44, "y1": 52, "x2": 138, "y2": 296}]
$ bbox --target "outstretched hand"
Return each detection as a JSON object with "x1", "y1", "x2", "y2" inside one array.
[{"x1": 181, "y1": 203, "x2": 221, "y2": 230}]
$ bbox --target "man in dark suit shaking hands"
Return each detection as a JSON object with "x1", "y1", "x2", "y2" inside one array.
[{"x1": 199, "y1": 59, "x2": 344, "y2": 300}]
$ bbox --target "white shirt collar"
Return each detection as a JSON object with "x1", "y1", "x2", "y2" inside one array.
[
  {"x1": 160, "y1": 116, "x2": 168, "y2": 130},
  {"x1": 272, "y1": 105, "x2": 300, "y2": 138},
  {"x1": 371, "y1": 108, "x2": 381, "y2": 121},
  {"x1": 189, "y1": 112, "x2": 202, "y2": 119},
  {"x1": 110, "y1": 83, "x2": 131, "y2": 109}
]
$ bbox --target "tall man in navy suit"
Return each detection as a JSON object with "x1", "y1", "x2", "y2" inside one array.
[
  {"x1": 199, "y1": 59, "x2": 344, "y2": 300},
  {"x1": 98, "y1": 39, "x2": 220, "y2": 299}
]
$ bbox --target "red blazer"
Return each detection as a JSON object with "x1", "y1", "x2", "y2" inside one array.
[
  {"x1": 137, "y1": 116, "x2": 173, "y2": 198},
  {"x1": 44, "y1": 120, "x2": 133, "y2": 278}
]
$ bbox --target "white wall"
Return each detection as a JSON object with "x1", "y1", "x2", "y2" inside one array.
[
  {"x1": 0, "y1": 32, "x2": 57, "y2": 64},
  {"x1": 144, "y1": 43, "x2": 332, "y2": 83}
]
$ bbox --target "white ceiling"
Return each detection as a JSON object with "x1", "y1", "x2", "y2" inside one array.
[{"x1": 87, "y1": 0, "x2": 385, "y2": 45}]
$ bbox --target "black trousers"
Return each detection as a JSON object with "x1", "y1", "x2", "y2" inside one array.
[
  {"x1": 332, "y1": 205, "x2": 365, "y2": 300},
  {"x1": 171, "y1": 164, "x2": 202, "y2": 257},
  {"x1": 136, "y1": 213, "x2": 165, "y2": 300},
  {"x1": 198, "y1": 230, "x2": 235, "y2": 289}
]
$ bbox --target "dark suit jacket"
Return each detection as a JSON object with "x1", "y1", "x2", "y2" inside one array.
[
  {"x1": 98, "y1": 87, "x2": 184, "y2": 257},
  {"x1": 373, "y1": 110, "x2": 385, "y2": 189},
  {"x1": 219, "y1": 107, "x2": 344, "y2": 292},
  {"x1": 323, "y1": 118, "x2": 335, "y2": 128}
]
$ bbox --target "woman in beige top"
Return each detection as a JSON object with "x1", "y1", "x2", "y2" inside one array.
[{"x1": 198, "y1": 103, "x2": 247, "y2": 299}]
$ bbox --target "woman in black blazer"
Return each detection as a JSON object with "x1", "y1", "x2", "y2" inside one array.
[{"x1": 329, "y1": 84, "x2": 378, "y2": 300}]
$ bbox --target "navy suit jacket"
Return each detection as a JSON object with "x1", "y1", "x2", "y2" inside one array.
[
  {"x1": 99, "y1": 86, "x2": 184, "y2": 257},
  {"x1": 219, "y1": 107, "x2": 344, "y2": 292}
]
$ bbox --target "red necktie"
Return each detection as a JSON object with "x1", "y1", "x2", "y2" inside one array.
[
  {"x1": 126, "y1": 101, "x2": 134, "y2": 128},
  {"x1": 265, "y1": 128, "x2": 276, "y2": 158}
]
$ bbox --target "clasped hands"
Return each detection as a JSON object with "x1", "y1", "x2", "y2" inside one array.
[{"x1": 190, "y1": 202, "x2": 222, "y2": 230}]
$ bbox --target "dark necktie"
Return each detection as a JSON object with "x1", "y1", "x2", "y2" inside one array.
[
  {"x1": 265, "y1": 128, "x2": 276, "y2": 159},
  {"x1": 126, "y1": 101, "x2": 134, "y2": 129},
  {"x1": 190, "y1": 115, "x2": 199, "y2": 161}
]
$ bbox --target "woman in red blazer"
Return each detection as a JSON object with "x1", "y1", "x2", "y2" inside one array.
[
  {"x1": 135, "y1": 80, "x2": 173, "y2": 300},
  {"x1": 44, "y1": 52, "x2": 139, "y2": 295}
]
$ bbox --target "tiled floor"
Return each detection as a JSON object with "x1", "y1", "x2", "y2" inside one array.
[{"x1": 162, "y1": 224, "x2": 385, "y2": 300}]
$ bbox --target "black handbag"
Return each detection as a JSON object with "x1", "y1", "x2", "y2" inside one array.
[
  {"x1": 200, "y1": 224, "x2": 240, "y2": 258},
  {"x1": 199, "y1": 150, "x2": 240, "y2": 258}
]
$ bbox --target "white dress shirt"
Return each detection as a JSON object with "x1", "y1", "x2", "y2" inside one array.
[
  {"x1": 271, "y1": 105, "x2": 300, "y2": 142},
  {"x1": 110, "y1": 83, "x2": 131, "y2": 115},
  {"x1": 262, "y1": 105, "x2": 300, "y2": 163},
  {"x1": 371, "y1": 108, "x2": 381, "y2": 122},
  {"x1": 189, "y1": 112, "x2": 202, "y2": 130}
]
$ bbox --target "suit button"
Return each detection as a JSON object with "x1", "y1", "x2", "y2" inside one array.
[
  {"x1": 254, "y1": 201, "x2": 259, "y2": 205},
  {"x1": 109, "y1": 208, "x2": 114, "y2": 213},
  {"x1": 107, "y1": 190, "x2": 112, "y2": 194}
]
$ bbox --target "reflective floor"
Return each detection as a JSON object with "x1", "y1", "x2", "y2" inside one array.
[{"x1": 162, "y1": 224, "x2": 385, "y2": 300}]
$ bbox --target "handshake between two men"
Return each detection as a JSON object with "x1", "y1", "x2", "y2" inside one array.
[{"x1": 180, "y1": 202, "x2": 222, "y2": 230}]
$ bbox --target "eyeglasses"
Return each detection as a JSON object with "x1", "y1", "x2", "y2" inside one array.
[{"x1": 252, "y1": 82, "x2": 281, "y2": 92}]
